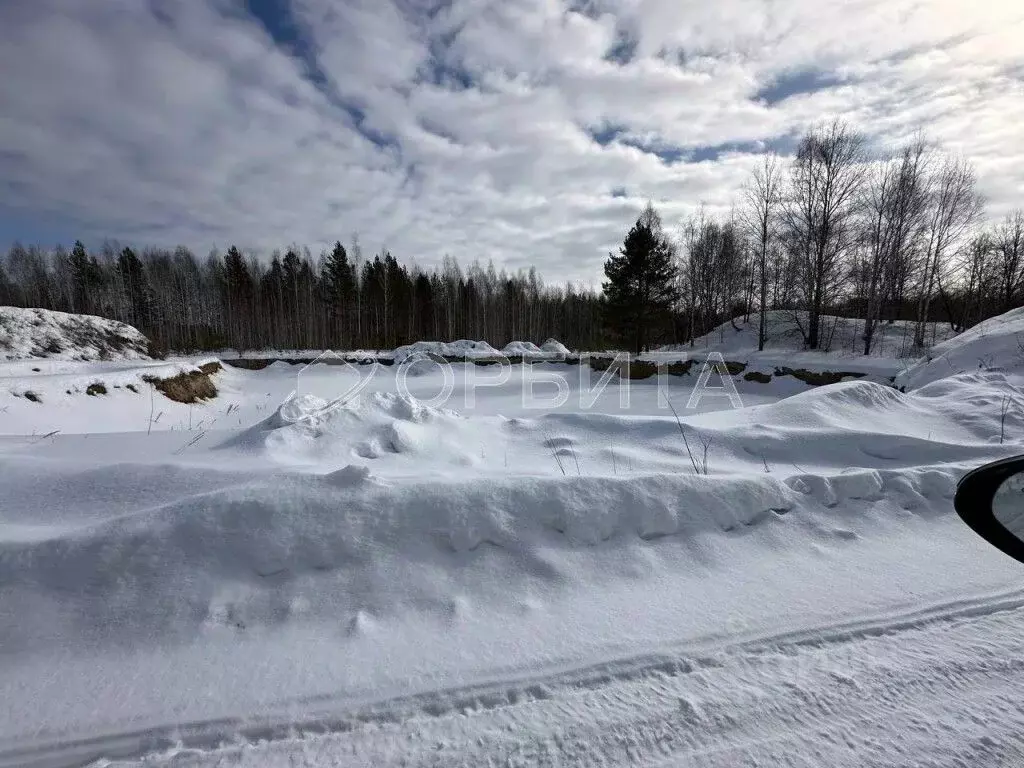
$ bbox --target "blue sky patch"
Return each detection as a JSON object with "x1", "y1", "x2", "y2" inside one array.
[
  {"x1": 586, "y1": 122, "x2": 628, "y2": 146},
  {"x1": 243, "y1": 0, "x2": 331, "y2": 89},
  {"x1": 605, "y1": 27, "x2": 637, "y2": 65},
  {"x1": 754, "y1": 67, "x2": 845, "y2": 105},
  {"x1": 620, "y1": 136, "x2": 686, "y2": 165}
]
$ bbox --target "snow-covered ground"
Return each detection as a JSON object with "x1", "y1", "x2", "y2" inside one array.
[
  {"x1": 646, "y1": 310, "x2": 960, "y2": 380},
  {"x1": 3, "y1": 311, "x2": 1024, "y2": 767}
]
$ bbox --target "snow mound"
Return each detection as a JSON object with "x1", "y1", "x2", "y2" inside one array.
[
  {"x1": 391, "y1": 339, "x2": 572, "y2": 362},
  {"x1": 502, "y1": 341, "x2": 544, "y2": 356},
  {"x1": 896, "y1": 308, "x2": 1024, "y2": 390},
  {"x1": 393, "y1": 339, "x2": 499, "y2": 362},
  {"x1": 0, "y1": 306, "x2": 150, "y2": 361},
  {"x1": 540, "y1": 338, "x2": 571, "y2": 356},
  {"x1": 229, "y1": 390, "x2": 463, "y2": 466}
]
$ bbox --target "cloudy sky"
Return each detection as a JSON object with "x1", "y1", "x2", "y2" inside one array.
[{"x1": 1, "y1": 0, "x2": 1022, "y2": 284}]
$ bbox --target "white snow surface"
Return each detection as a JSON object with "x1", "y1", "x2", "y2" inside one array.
[
  {"x1": 0, "y1": 306, "x2": 150, "y2": 361},
  {"x1": 3, "y1": 312, "x2": 1024, "y2": 767},
  {"x1": 896, "y1": 306, "x2": 1024, "y2": 390},
  {"x1": 661, "y1": 310, "x2": 958, "y2": 359},
  {"x1": 648, "y1": 310, "x2": 961, "y2": 381}
]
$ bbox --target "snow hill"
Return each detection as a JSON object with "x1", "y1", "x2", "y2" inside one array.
[
  {"x1": 0, "y1": 306, "x2": 150, "y2": 361},
  {"x1": 645, "y1": 310, "x2": 960, "y2": 382},
  {"x1": 662, "y1": 310, "x2": 958, "y2": 358},
  {"x1": 896, "y1": 307, "x2": 1024, "y2": 390}
]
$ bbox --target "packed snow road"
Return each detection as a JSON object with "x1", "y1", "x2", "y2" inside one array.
[{"x1": 7, "y1": 588, "x2": 1024, "y2": 768}]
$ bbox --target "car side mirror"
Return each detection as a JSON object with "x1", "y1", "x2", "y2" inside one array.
[{"x1": 955, "y1": 455, "x2": 1024, "y2": 565}]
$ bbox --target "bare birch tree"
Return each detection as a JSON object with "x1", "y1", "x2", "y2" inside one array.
[
  {"x1": 740, "y1": 153, "x2": 783, "y2": 350},
  {"x1": 782, "y1": 120, "x2": 867, "y2": 349},
  {"x1": 860, "y1": 139, "x2": 930, "y2": 354},
  {"x1": 914, "y1": 156, "x2": 983, "y2": 347},
  {"x1": 994, "y1": 209, "x2": 1024, "y2": 312}
]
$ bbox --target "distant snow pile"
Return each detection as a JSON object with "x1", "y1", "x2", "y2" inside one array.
[
  {"x1": 0, "y1": 306, "x2": 150, "y2": 361},
  {"x1": 501, "y1": 341, "x2": 544, "y2": 357},
  {"x1": 896, "y1": 308, "x2": 1024, "y2": 391},
  {"x1": 540, "y1": 338, "x2": 571, "y2": 357},
  {"x1": 393, "y1": 338, "x2": 572, "y2": 362},
  {"x1": 393, "y1": 339, "x2": 500, "y2": 362}
]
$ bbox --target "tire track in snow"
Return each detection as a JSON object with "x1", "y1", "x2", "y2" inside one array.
[
  {"x1": 189, "y1": 603, "x2": 1024, "y2": 767},
  {"x1": 7, "y1": 586, "x2": 1024, "y2": 768}
]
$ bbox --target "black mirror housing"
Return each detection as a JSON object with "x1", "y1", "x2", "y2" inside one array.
[{"x1": 955, "y1": 455, "x2": 1024, "y2": 565}]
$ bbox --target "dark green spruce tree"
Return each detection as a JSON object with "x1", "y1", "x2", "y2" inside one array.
[
  {"x1": 0, "y1": 260, "x2": 12, "y2": 305},
  {"x1": 116, "y1": 247, "x2": 154, "y2": 332},
  {"x1": 603, "y1": 203, "x2": 678, "y2": 353},
  {"x1": 69, "y1": 240, "x2": 102, "y2": 315},
  {"x1": 320, "y1": 241, "x2": 357, "y2": 346}
]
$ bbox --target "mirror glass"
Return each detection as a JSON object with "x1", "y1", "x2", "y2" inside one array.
[{"x1": 993, "y1": 469, "x2": 1024, "y2": 541}]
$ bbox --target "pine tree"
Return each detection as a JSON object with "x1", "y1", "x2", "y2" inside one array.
[
  {"x1": 321, "y1": 241, "x2": 356, "y2": 346},
  {"x1": 0, "y1": 259, "x2": 13, "y2": 305},
  {"x1": 260, "y1": 253, "x2": 285, "y2": 348},
  {"x1": 603, "y1": 203, "x2": 678, "y2": 353},
  {"x1": 222, "y1": 246, "x2": 254, "y2": 350},
  {"x1": 69, "y1": 240, "x2": 102, "y2": 314},
  {"x1": 116, "y1": 247, "x2": 154, "y2": 332}
]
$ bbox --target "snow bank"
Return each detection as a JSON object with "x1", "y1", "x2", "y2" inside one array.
[
  {"x1": 392, "y1": 339, "x2": 500, "y2": 362},
  {"x1": 0, "y1": 470, "x2": 804, "y2": 648},
  {"x1": 388, "y1": 339, "x2": 572, "y2": 362},
  {"x1": 0, "y1": 306, "x2": 150, "y2": 361},
  {"x1": 896, "y1": 307, "x2": 1024, "y2": 390},
  {"x1": 501, "y1": 341, "x2": 543, "y2": 356},
  {"x1": 541, "y1": 338, "x2": 571, "y2": 356}
]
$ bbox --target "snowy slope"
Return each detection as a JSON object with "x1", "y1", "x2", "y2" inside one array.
[
  {"x1": 0, "y1": 357, "x2": 226, "y2": 435},
  {"x1": 3, "y1": 311, "x2": 1024, "y2": 767},
  {"x1": 647, "y1": 310, "x2": 960, "y2": 380},
  {"x1": 896, "y1": 307, "x2": 1024, "y2": 390},
  {"x1": 0, "y1": 306, "x2": 150, "y2": 361},
  {"x1": 663, "y1": 310, "x2": 958, "y2": 358}
]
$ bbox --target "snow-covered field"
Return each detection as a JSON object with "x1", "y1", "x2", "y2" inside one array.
[{"x1": 3, "y1": 311, "x2": 1024, "y2": 767}]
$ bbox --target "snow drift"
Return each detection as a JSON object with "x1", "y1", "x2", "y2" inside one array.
[
  {"x1": 0, "y1": 306, "x2": 150, "y2": 361},
  {"x1": 4, "y1": 359, "x2": 1021, "y2": 655},
  {"x1": 896, "y1": 307, "x2": 1024, "y2": 390}
]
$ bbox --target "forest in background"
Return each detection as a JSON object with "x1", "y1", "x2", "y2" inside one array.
[
  {"x1": 0, "y1": 119, "x2": 1021, "y2": 355},
  {"x1": 0, "y1": 241, "x2": 604, "y2": 353}
]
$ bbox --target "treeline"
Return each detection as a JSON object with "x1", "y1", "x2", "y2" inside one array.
[
  {"x1": 0, "y1": 240, "x2": 605, "y2": 352},
  {"x1": 604, "y1": 120, "x2": 1024, "y2": 354}
]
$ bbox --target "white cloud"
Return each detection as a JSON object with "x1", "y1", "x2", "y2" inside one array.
[{"x1": 0, "y1": 0, "x2": 1021, "y2": 284}]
